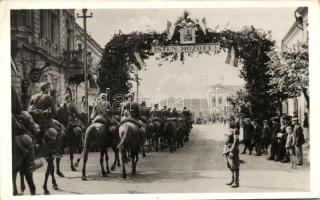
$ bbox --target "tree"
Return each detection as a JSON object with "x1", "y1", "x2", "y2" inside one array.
[
  {"x1": 227, "y1": 89, "x2": 251, "y2": 117},
  {"x1": 267, "y1": 42, "x2": 309, "y2": 112}
]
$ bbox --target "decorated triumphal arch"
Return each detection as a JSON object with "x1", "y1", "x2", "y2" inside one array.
[{"x1": 97, "y1": 11, "x2": 276, "y2": 119}]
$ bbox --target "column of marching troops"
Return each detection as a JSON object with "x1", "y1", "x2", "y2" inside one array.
[{"x1": 12, "y1": 82, "x2": 194, "y2": 195}]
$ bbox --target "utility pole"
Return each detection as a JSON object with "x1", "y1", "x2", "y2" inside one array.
[
  {"x1": 135, "y1": 72, "x2": 140, "y2": 103},
  {"x1": 77, "y1": 9, "x2": 92, "y2": 123}
]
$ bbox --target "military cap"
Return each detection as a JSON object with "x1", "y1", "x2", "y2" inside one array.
[
  {"x1": 15, "y1": 134, "x2": 33, "y2": 153},
  {"x1": 280, "y1": 114, "x2": 287, "y2": 119},
  {"x1": 292, "y1": 117, "x2": 299, "y2": 121},
  {"x1": 229, "y1": 115, "x2": 235, "y2": 120},
  {"x1": 64, "y1": 94, "x2": 71, "y2": 100},
  {"x1": 40, "y1": 82, "x2": 50, "y2": 91},
  {"x1": 45, "y1": 128, "x2": 58, "y2": 140}
]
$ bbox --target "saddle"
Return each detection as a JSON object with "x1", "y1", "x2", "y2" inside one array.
[
  {"x1": 120, "y1": 117, "x2": 146, "y2": 128},
  {"x1": 167, "y1": 117, "x2": 178, "y2": 122},
  {"x1": 140, "y1": 116, "x2": 149, "y2": 124},
  {"x1": 152, "y1": 117, "x2": 164, "y2": 124}
]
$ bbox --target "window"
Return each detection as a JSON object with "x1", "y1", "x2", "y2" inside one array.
[
  {"x1": 40, "y1": 10, "x2": 46, "y2": 38},
  {"x1": 282, "y1": 99, "x2": 288, "y2": 115},
  {"x1": 293, "y1": 98, "x2": 299, "y2": 117},
  {"x1": 50, "y1": 12, "x2": 58, "y2": 44},
  {"x1": 10, "y1": 10, "x2": 17, "y2": 27}
]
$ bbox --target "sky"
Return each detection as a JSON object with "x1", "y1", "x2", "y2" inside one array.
[{"x1": 76, "y1": 8, "x2": 297, "y2": 102}]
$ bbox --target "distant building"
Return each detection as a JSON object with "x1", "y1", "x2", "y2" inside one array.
[
  {"x1": 281, "y1": 7, "x2": 308, "y2": 122},
  {"x1": 159, "y1": 84, "x2": 242, "y2": 118}
]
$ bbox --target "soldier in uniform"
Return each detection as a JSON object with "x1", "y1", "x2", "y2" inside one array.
[
  {"x1": 139, "y1": 101, "x2": 150, "y2": 123},
  {"x1": 241, "y1": 118, "x2": 253, "y2": 155},
  {"x1": 267, "y1": 117, "x2": 280, "y2": 160},
  {"x1": 292, "y1": 117, "x2": 305, "y2": 166},
  {"x1": 28, "y1": 82, "x2": 59, "y2": 142},
  {"x1": 63, "y1": 94, "x2": 85, "y2": 134},
  {"x1": 91, "y1": 93, "x2": 118, "y2": 128},
  {"x1": 223, "y1": 116, "x2": 240, "y2": 188},
  {"x1": 252, "y1": 119, "x2": 262, "y2": 156}
]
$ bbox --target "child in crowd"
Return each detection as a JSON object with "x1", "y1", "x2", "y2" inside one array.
[{"x1": 285, "y1": 126, "x2": 297, "y2": 169}]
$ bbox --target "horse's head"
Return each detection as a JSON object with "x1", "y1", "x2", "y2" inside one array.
[{"x1": 16, "y1": 111, "x2": 40, "y2": 135}]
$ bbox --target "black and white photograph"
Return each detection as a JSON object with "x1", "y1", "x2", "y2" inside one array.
[{"x1": 1, "y1": 0, "x2": 320, "y2": 199}]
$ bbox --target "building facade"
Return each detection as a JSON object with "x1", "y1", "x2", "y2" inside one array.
[
  {"x1": 11, "y1": 9, "x2": 103, "y2": 113},
  {"x1": 281, "y1": 7, "x2": 308, "y2": 124},
  {"x1": 71, "y1": 22, "x2": 103, "y2": 113}
]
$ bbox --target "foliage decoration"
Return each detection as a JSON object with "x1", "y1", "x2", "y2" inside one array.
[
  {"x1": 266, "y1": 42, "x2": 309, "y2": 112},
  {"x1": 98, "y1": 11, "x2": 278, "y2": 119}
]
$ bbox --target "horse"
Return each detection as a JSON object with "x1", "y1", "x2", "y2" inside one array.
[
  {"x1": 163, "y1": 118, "x2": 178, "y2": 153},
  {"x1": 54, "y1": 105, "x2": 87, "y2": 174},
  {"x1": 12, "y1": 111, "x2": 41, "y2": 195},
  {"x1": 118, "y1": 121, "x2": 141, "y2": 179},
  {"x1": 74, "y1": 121, "x2": 120, "y2": 181},
  {"x1": 148, "y1": 117, "x2": 164, "y2": 152},
  {"x1": 34, "y1": 119, "x2": 66, "y2": 195}
]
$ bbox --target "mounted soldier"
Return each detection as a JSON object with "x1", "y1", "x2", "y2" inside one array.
[
  {"x1": 119, "y1": 93, "x2": 146, "y2": 135},
  {"x1": 91, "y1": 92, "x2": 118, "y2": 136},
  {"x1": 28, "y1": 82, "x2": 59, "y2": 144},
  {"x1": 139, "y1": 101, "x2": 151, "y2": 124}
]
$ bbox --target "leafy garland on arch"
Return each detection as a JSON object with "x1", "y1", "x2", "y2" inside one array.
[{"x1": 97, "y1": 11, "x2": 278, "y2": 119}]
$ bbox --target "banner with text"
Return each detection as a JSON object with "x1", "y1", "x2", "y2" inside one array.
[{"x1": 151, "y1": 43, "x2": 220, "y2": 53}]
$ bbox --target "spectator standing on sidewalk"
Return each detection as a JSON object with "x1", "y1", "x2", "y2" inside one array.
[
  {"x1": 292, "y1": 117, "x2": 305, "y2": 166},
  {"x1": 252, "y1": 119, "x2": 262, "y2": 156},
  {"x1": 303, "y1": 112, "x2": 309, "y2": 141},
  {"x1": 261, "y1": 120, "x2": 271, "y2": 154},
  {"x1": 285, "y1": 126, "x2": 297, "y2": 169},
  {"x1": 241, "y1": 118, "x2": 253, "y2": 155},
  {"x1": 267, "y1": 117, "x2": 280, "y2": 161}
]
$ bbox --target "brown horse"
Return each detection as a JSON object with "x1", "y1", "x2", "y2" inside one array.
[
  {"x1": 12, "y1": 111, "x2": 41, "y2": 195},
  {"x1": 74, "y1": 122, "x2": 120, "y2": 181},
  {"x1": 54, "y1": 106, "x2": 87, "y2": 174},
  {"x1": 164, "y1": 118, "x2": 179, "y2": 153},
  {"x1": 118, "y1": 122, "x2": 141, "y2": 178},
  {"x1": 148, "y1": 118, "x2": 163, "y2": 152}
]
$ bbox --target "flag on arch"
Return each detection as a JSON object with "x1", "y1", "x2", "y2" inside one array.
[{"x1": 134, "y1": 52, "x2": 146, "y2": 68}]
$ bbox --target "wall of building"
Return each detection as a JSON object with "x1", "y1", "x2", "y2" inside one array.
[
  {"x1": 11, "y1": 9, "x2": 81, "y2": 109},
  {"x1": 72, "y1": 22, "x2": 103, "y2": 111},
  {"x1": 281, "y1": 7, "x2": 308, "y2": 123}
]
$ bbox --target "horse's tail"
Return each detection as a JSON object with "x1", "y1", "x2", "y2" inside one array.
[
  {"x1": 74, "y1": 125, "x2": 94, "y2": 168},
  {"x1": 117, "y1": 124, "x2": 128, "y2": 149}
]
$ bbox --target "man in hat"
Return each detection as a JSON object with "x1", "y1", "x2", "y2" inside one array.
[
  {"x1": 241, "y1": 118, "x2": 253, "y2": 155},
  {"x1": 292, "y1": 117, "x2": 305, "y2": 166},
  {"x1": 28, "y1": 82, "x2": 58, "y2": 140},
  {"x1": 63, "y1": 94, "x2": 85, "y2": 134},
  {"x1": 267, "y1": 117, "x2": 280, "y2": 160},
  {"x1": 261, "y1": 120, "x2": 271, "y2": 154},
  {"x1": 252, "y1": 119, "x2": 262, "y2": 156},
  {"x1": 139, "y1": 101, "x2": 151, "y2": 123},
  {"x1": 275, "y1": 115, "x2": 290, "y2": 162},
  {"x1": 223, "y1": 115, "x2": 241, "y2": 188}
]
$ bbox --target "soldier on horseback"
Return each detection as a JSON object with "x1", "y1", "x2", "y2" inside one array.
[
  {"x1": 91, "y1": 93, "x2": 118, "y2": 136},
  {"x1": 28, "y1": 82, "x2": 59, "y2": 142}
]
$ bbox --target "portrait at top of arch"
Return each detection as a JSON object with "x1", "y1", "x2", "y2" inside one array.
[{"x1": 8, "y1": 5, "x2": 315, "y2": 198}]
